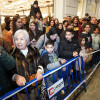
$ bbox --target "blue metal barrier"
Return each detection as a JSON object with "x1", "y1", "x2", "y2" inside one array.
[{"x1": 0, "y1": 56, "x2": 86, "y2": 100}]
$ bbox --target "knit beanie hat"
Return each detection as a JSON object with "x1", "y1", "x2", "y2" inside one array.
[
  {"x1": 48, "y1": 27, "x2": 57, "y2": 35},
  {"x1": 33, "y1": 1, "x2": 38, "y2": 5}
]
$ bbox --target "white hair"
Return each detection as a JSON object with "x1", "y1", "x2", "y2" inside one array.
[{"x1": 13, "y1": 29, "x2": 30, "y2": 45}]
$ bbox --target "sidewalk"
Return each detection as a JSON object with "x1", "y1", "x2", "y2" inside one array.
[{"x1": 76, "y1": 65, "x2": 100, "y2": 100}]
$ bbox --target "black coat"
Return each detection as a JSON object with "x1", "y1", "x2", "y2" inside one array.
[
  {"x1": 89, "y1": 22, "x2": 97, "y2": 34},
  {"x1": 56, "y1": 28, "x2": 63, "y2": 37},
  {"x1": 30, "y1": 5, "x2": 42, "y2": 19},
  {"x1": 58, "y1": 38, "x2": 80, "y2": 60}
]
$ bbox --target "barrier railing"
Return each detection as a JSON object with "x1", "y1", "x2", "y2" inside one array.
[{"x1": 0, "y1": 56, "x2": 87, "y2": 100}]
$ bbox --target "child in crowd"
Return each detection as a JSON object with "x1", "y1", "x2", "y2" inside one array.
[
  {"x1": 91, "y1": 27, "x2": 100, "y2": 50},
  {"x1": 42, "y1": 40, "x2": 66, "y2": 85},
  {"x1": 59, "y1": 29, "x2": 80, "y2": 82},
  {"x1": 91, "y1": 27, "x2": 100, "y2": 64},
  {"x1": 59, "y1": 29, "x2": 80, "y2": 60},
  {"x1": 41, "y1": 40, "x2": 66, "y2": 100},
  {"x1": 78, "y1": 36, "x2": 88, "y2": 62},
  {"x1": 76, "y1": 36, "x2": 88, "y2": 74}
]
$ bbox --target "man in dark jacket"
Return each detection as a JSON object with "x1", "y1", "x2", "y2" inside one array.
[{"x1": 89, "y1": 17, "x2": 97, "y2": 34}]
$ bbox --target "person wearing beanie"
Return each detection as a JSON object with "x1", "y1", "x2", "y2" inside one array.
[
  {"x1": 36, "y1": 27, "x2": 60, "y2": 54},
  {"x1": 30, "y1": 0, "x2": 42, "y2": 19},
  {"x1": 33, "y1": 1, "x2": 38, "y2": 5}
]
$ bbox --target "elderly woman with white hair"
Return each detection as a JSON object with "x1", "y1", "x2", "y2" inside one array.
[{"x1": 11, "y1": 29, "x2": 44, "y2": 100}]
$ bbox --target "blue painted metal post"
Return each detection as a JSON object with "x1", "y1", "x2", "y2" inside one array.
[
  {"x1": 81, "y1": 56, "x2": 86, "y2": 92},
  {"x1": 66, "y1": 65, "x2": 71, "y2": 92},
  {"x1": 70, "y1": 63, "x2": 75, "y2": 88},
  {"x1": 25, "y1": 88, "x2": 30, "y2": 100},
  {"x1": 74, "y1": 60, "x2": 78, "y2": 84},
  {"x1": 36, "y1": 81, "x2": 41, "y2": 100},
  {"x1": 77, "y1": 57, "x2": 82, "y2": 81},
  {"x1": 13, "y1": 95, "x2": 17, "y2": 100},
  {"x1": 44, "y1": 77, "x2": 50, "y2": 100},
  {"x1": 60, "y1": 69, "x2": 67, "y2": 97},
  {"x1": 52, "y1": 73, "x2": 59, "y2": 100}
]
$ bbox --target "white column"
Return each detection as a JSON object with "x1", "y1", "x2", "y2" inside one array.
[
  {"x1": 81, "y1": 0, "x2": 87, "y2": 18},
  {"x1": 54, "y1": 0, "x2": 64, "y2": 22},
  {"x1": 63, "y1": 0, "x2": 78, "y2": 17},
  {"x1": 81, "y1": 0, "x2": 95, "y2": 18},
  {"x1": 95, "y1": 0, "x2": 100, "y2": 19},
  {"x1": 54, "y1": 0, "x2": 78, "y2": 22}
]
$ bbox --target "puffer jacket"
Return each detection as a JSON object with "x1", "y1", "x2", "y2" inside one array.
[{"x1": 58, "y1": 38, "x2": 80, "y2": 60}]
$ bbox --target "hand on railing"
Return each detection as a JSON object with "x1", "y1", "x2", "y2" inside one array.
[
  {"x1": 16, "y1": 75, "x2": 26, "y2": 86},
  {"x1": 61, "y1": 59, "x2": 67, "y2": 71},
  {"x1": 61, "y1": 59, "x2": 67, "y2": 64},
  {"x1": 73, "y1": 51, "x2": 78, "y2": 57},
  {"x1": 35, "y1": 71, "x2": 43, "y2": 81}
]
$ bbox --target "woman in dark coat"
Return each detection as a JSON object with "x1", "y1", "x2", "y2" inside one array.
[{"x1": 12, "y1": 29, "x2": 43, "y2": 100}]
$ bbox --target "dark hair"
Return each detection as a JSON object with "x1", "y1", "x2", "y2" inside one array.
[
  {"x1": 5, "y1": 20, "x2": 12, "y2": 31},
  {"x1": 84, "y1": 23, "x2": 90, "y2": 28},
  {"x1": 72, "y1": 16, "x2": 79, "y2": 23},
  {"x1": 15, "y1": 14, "x2": 20, "y2": 17},
  {"x1": 30, "y1": 21, "x2": 36, "y2": 26},
  {"x1": 78, "y1": 36, "x2": 85, "y2": 46},
  {"x1": 93, "y1": 27, "x2": 99, "y2": 31},
  {"x1": 4, "y1": 17, "x2": 10, "y2": 23},
  {"x1": 54, "y1": 18, "x2": 59, "y2": 24},
  {"x1": 85, "y1": 13, "x2": 89, "y2": 16},
  {"x1": 67, "y1": 21, "x2": 73, "y2": 27},
  {"x1": 33, "y1": 0, "x2": 38, "y2": 5},
  {"x1": 48, "y1": 20, "x2": 55, "y2": 26},
  {"x1": 59, "y1": 23, "x2": 62, "y2": 25},
  {"x1": 63, "y1": 20, "x2": 68, "y2": 24},
  {"x1": 82, "y1": 18, "x2": 88, "y2": 21},
  {"x1": 65, "y1": 29, "x2": 73, "y2": 34},
  {"x1": 67, "y1": 16, "x2": 71, "y2": 18},
  {"x1": 29, "y1": 21, "x2": 38, "y2": 32},
  {"x1": 58, "y1": 23, "x2": 63, "y2": 27},
  {"x1": 13, "y1": 16, "x2": 22, "y2": 35},
  {"x1": 45, "y1": 40, "x2": 54, "y2": 46}
]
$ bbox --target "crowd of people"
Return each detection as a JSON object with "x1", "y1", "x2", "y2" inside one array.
[{"x1": 0, "y1": 0, "x2": 100, "y2": 100}]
